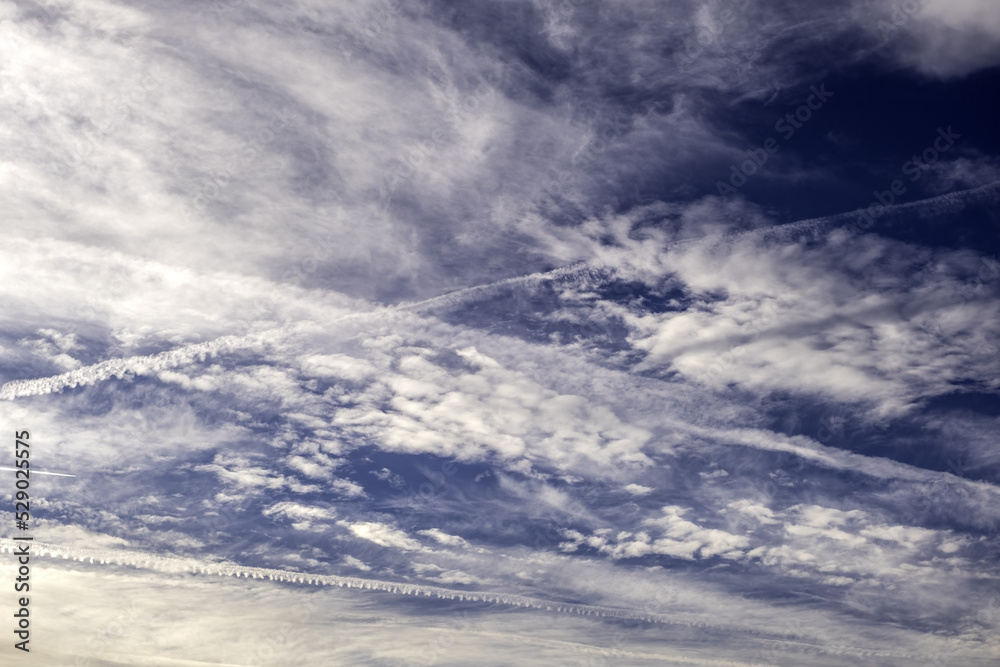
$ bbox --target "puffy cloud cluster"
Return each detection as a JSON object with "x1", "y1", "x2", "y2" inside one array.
[{"x1": 561, "y1": 505, "x2": 748, "y2": 560}]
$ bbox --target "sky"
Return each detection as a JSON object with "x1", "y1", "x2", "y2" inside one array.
[{"x1": 1, "y1": 0, "x2": 999, "y2": 665}]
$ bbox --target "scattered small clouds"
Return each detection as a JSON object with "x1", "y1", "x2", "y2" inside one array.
[
  {"x1": 370, "y1": 467, "x2": 406, "y2": 488},
  {"x1": 561, "y1": 506, "x2": 749, "y2": 561}
]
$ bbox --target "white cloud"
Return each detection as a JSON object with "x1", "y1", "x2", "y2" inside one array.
[
  {"x1": 342, "y1": 554, "x2": 371, "y2": 571},
  {"x1": 326, "y1": 343, "x2": 654, "y2": 472},
  {"x1": 263, "y1": 502, "x2": 337, "y2": 531},
  {"x1": 195, "y1": 453, "x2": 322, "y2": 495},
  {"x1": 339, "y1": 521, "x2": 422, "y2": 551},
  {"x1": 626, "y1": 229, "x2": 1000, "y2": 418},
  {"x1": 877, "y1": 0, "x2": 1000, "y2": 76},
  {"x1": 419, "y1": 528, "x2": 470, "y2": 548},
  {"x1": 562, "y1": 506, "x2": 748, "y2": 561},
  {"x1": 330, "y1": 478, "x2": 368, "y2": 498},
  {"x1": 726, "y1": 500, "x2": 779, "y2": 525}
]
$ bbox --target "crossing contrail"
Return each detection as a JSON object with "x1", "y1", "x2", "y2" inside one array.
[{"x1": 1, "y1": 180, "x2": 997, "y2": 404}]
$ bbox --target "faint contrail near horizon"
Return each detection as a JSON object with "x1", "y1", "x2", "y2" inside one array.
[{"x1": 0, "y1": 538, "x2": 922, "y2": 662}]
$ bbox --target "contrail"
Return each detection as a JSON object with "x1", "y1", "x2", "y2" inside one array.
[
  {"x1": 0, "y1": 332, "x2": 268, "y2": 401},
  {"x1": 0, "y1": 467, "x2": 75, "y2": 477},
  {"x1": 390, "y1": 179, "x2": 1000, "y2": 313},
  {"x1": 2, "y1": 181, "x2": 997, "y2": 403},
  {"x1": 0, "y1": 538, "x2": 922, "y2": 661},
  {"x1": 0, "y1": 539, "x2": 713, "y2": 628}
]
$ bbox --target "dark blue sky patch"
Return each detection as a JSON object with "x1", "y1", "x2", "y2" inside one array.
[{"x1": 682, "y1": 64, "x2": 1000, "y2": 224}]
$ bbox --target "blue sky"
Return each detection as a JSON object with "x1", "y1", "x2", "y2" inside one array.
[{"x1": 1, "y1": 1, "x2": 999, "y2": 665}]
